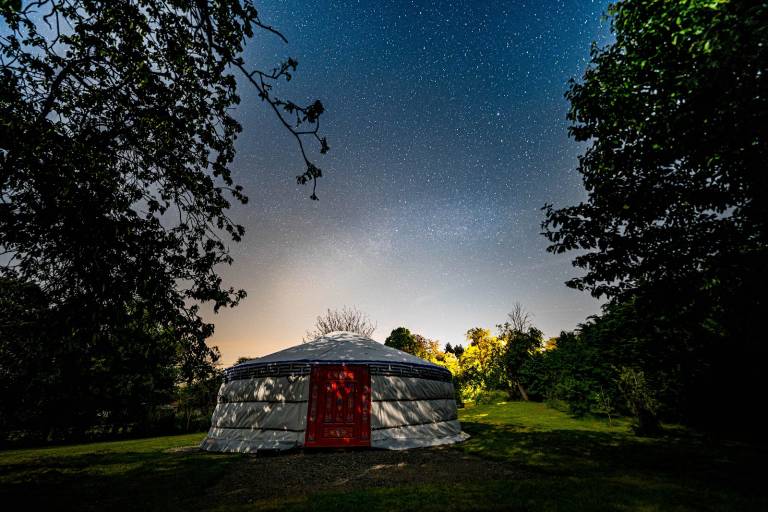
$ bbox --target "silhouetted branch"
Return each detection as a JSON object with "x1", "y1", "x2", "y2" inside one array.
[{"x1": 304, "y1": 307, "x2": 377, "y2": 341}]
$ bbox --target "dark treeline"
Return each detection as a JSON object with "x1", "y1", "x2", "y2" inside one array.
[
  {"x1": 0, "y1": 0, "x2": 326, "y2": 446},
  {"x1": 540, "y1": 0, "x2": 767, "y2": 437},
  {"x1": 0, "y1": 276, "x2": 221, "y2": 446},
  {"x1": 389, "y1": 290, "x2": 760, "y2": 438}
]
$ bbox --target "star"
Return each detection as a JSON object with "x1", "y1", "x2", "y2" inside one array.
[{"x1": 208, "y1": 0, "x2": 612, "y2": 363}]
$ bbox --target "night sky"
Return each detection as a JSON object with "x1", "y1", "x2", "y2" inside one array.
[{"x1": 208, "y1": 0, "x2": 613, "y2": 365}]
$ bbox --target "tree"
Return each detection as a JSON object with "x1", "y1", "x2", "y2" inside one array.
[
  {"x1": 413, "y1": 334, "x2": 441, "y2": 360},
  {"x1": 175, "y1": 369, "x2": 222, "y2": 433},
  {"x1": 0, "y1": 276, "x2": 220, "y2": 441},
  {"x1": 498, "y1": 324, "x2": 543, "y2": 401},
  {"x1": 543, "y1": 0, "x2": 767, "y2": 302},
  {"x1": 526, "y1": 300, "x2": 684, "y2": 424},
  {"x1": 506, "y1": 302, "x2": 532, "y2": 333},
  {"x1": 431, "y1": 351, "x2": 460, "y2": 377},
  {"x1": 384, "y1": 327, "x2": 419, "y2": 355},
  {"x1": 459, "y1": 328, "x2": 506, "y2": 397},
  {"x1": 466, "y1": 327, "x2": 493, "y2": 347},
  {"x1": 498, "y1": 302, "x2": 538, "y2": 400},
  {"x1": 305, "y1": 307, "x2": 376, "y2": 340},
  {"x1": 0, "y1": 1, "x2": 328, "y2": 435},
  {"x1": 527, "y1": 328, "x2": 620, "y2": 417},
  {"x1": 541, "y1": 0, "x2": 767, "y2": 431},
  {"x1": 0, "y1": 277, "x2": 55, "y2": 436},
  {"x1": 444, "y1": 342, "x2": 454, "y2": 354},
  {"x1": 383, "y1": 327, "x2": 454, "y2": 373}
]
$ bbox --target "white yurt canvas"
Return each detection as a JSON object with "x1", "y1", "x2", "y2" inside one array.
[{"x1": 200, "y1": 331, "x2": 469, "y2": 452}]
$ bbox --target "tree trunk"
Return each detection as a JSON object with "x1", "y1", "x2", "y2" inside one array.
[{"x1": 516, "y1": 381, "x2": 529, "y2": 401}]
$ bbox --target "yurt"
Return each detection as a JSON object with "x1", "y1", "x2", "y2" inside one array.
[{"x1": 201, "y1": 331, "x2": 468, "y2": 452}]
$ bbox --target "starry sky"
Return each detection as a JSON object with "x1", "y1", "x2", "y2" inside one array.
[{"x1": 207, "y1": 0, "x2": 613, "y2": 365}]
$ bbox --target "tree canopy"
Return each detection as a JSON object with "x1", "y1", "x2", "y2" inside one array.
[
  {"x1": 0, "y1": 0, "x2": 327, "y2": 436},
  {"x1": 543, "y1": 0, "x2": 767, "y2": 304},
  {"x1": 384, "y1": 327, "x2": 419, "y2": 355},
  {"x1": 542, "y1": 0, "x2": 767, "y2": 432}
]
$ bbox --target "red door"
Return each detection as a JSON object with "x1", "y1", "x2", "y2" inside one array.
[{"x1": 305, "y1": 365, "x2": 371, "y2": 448}]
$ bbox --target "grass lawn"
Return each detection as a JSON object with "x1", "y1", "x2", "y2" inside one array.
[{"x1": 1, "y1": 402, "x2": 765, "y2": 511}]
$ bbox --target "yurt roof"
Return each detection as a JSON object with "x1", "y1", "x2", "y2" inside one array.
[
  {"x1": 243, "y1": 331, "x2": 439, "y2": 366},
  {"x1": 225, "y1": 331, "x2": 451, "y2": 382}
]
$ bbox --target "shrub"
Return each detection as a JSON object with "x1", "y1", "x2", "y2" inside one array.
[
  {"x1": 474, "y1": 389, "x2": 510, "y2": 405},
  {"x1": 617, "y1": 367, "x2": 662, "y2": 436}
]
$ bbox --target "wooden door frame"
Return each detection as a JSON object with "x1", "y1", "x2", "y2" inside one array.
[{"x1": 304, "y1": 364, "x2": 371, "y2": 448}]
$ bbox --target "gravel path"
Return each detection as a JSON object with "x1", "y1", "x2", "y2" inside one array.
[{"x1": 204, "y1": 445, "x2": 522, "y2": 504}]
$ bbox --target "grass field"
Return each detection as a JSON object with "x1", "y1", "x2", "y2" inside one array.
[{"x1": 1, "y1": 401, "x2": 765, "y2": 511}]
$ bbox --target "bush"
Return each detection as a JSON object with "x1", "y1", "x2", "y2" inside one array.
[
  {"x1": 617, "y1": 367, "x2": 662, "y2": 436},
  {"x1": 552, "y1": 376, "x2": 594, "y2": 417},
  {"x1": 474, "y1": 389, "x2": 510, "y2": 405},
  {"x1": 457, "y1": 380, "x2": 485, "y2": 404}
]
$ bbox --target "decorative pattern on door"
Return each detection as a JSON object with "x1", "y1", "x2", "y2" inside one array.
[{"x1": 305, "y1": 365, "x2": 371, "y2": 447}]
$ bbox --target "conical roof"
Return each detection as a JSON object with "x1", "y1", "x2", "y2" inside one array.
[
  {"x1": 239, "y1": 331, "x2": 440, "y2": 367},
  {"x1": 224, "y1": 331, "x2": 451, "y2": 382}
]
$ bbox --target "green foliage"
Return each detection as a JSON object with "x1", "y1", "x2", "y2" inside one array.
[
  {"x1": 517, "y1": 351, "x2": 550, "y2": 399},
  {"x1": 0, "y1": 1, "x2": 328, "y2": 438},
  {"x1": 412, "y1": 333, "x2": 440, "y2": 361},
  {"x1": 430, "y1": 351, "x2": 459, "y2": 376},
  {"x1": 617, "y1": 367, "x2": 662, "y2": 436},
  {"x1": 516, "y1": 301, "x2": 681, "y2": 431},
  {"x1": 457, "y1": 328, "x2": 506, "y2": 401},
  {"x1": 0, "y1": 1, "x2": 21, "y2": 15},
  {"x1": 384, "y1": 327, "x2": 459, "y2": 379},
  {"x1": 0, "y1": 277, "x2": 221, "y2": 445},
  {"x1": 384, "y1": 327, "x2": 420, "y2": 355},
  {"x1": 518, "y1": 330, "x2": 610, "y2": 417},
  {"x1": 543, "y1": 0, "x2": 767, "y2": 301},
  {"x1": 0, "y1": 277, "x2": 56, "y2": 433},
  {"x1": 174, "y1": 374, "x2": 222, "y2": 433},
  {"x1": 518, "y1": 302, "x2": 673, "y2": 427},
  {"x1": 542, "y1": 0, "x2": 768, "y2": 432},
  {"x1": 553, "y1": 377, "x2": 595, "y2": 418},
  {"x1": 498, "y1": 324, "x2": 543, "y2": 400}
]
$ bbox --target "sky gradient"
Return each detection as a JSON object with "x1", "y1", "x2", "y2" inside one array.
[{"x1": 206, "y1": 0, "x2": 613, "y2": 365}]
